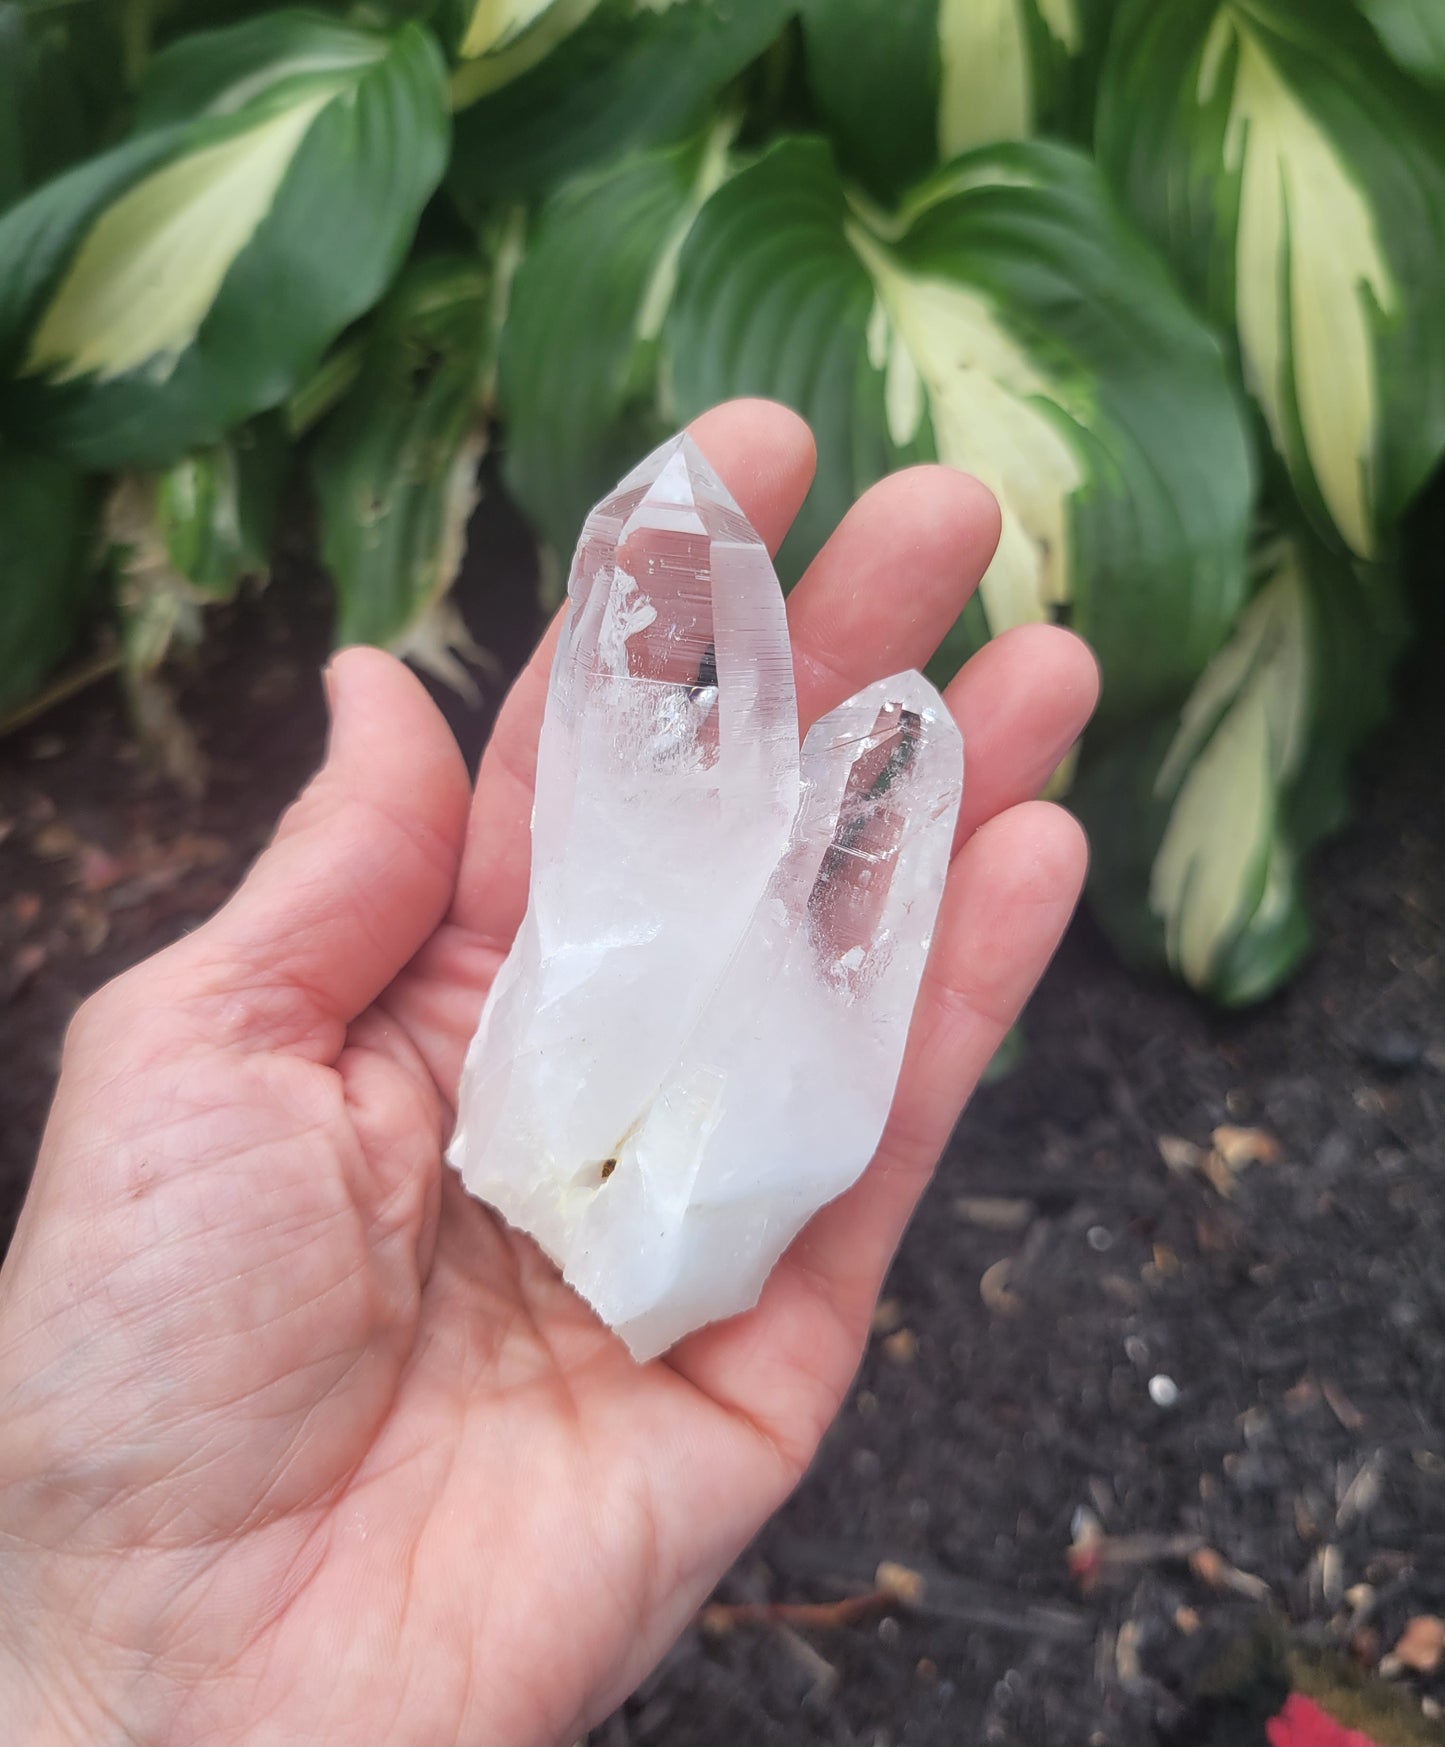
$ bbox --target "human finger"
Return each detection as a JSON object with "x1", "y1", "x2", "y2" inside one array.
[{"x1": 669, "y1": 801, "x2": 1088, "y2": 1453}]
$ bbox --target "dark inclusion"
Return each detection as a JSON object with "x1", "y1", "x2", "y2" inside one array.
[
  {"x1": 807, "y1": 706, "x2": 923, "y2": 958},
  {"x1": 692, "y1": 641, "x2": 719, "y2": 693}
]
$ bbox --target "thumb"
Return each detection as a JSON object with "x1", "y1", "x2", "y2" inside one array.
[{"x1": 150, "y1": 647, "x2": 472, "y2": 1059}]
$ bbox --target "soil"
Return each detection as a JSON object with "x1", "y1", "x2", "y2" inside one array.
[{"x1": 1, "y1": 469, "x2": 1442, "y2": 1747}]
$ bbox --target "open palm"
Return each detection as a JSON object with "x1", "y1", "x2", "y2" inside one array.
[{"x1": 0, "y1": 402, "x2": 1097, "y2": 1746}]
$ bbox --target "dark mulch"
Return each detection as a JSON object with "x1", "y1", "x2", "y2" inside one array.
[
  {"x1": 1, "y1": 473, "x2": 1442, "y2": 1747},
  {"x1": 655, "y1": 652, "x2": 1445, "y2": 1747},
  {"x1": 0, "y1": 481, "x2": 542, "y2": 1231}
]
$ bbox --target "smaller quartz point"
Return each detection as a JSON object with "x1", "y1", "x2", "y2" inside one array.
[{"x1": 449, "y1": 433, "x2": 963, "y2": 1360}]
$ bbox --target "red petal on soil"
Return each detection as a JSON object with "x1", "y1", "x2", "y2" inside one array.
[{"x1": 1265, "y1": 1692, "x2": 1379, "y2": 1747}]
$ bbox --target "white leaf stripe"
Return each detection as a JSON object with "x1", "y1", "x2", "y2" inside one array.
[
  {"x1": 849, "y1": 219, "x2": 1082, "y2": 634},
  {"x1": 937, "y1": 0, "x2": 1081, "y2": 157},
  {"x1": 25, "y1": 92, "x2": 337, "y2": 386},
  {"x1": 938, "y1": 0, "x2": 1032, "y2": 154},
  {"x1": 1150, "y1": 542, "x2": 1311, "y2": 986},
  {"x1": 451, "y1": 0, "x2": 601, "y2": 103},
  {"x1": 197, "y1": 45, "x2": 384, "y2": 118},
  {"x1": 1037, "y1": 0, "x2": 1080, "y2": 52},
  {"x1": 459, "y1": 0, "x2": 560, "y2": 60},
  {"x1": 1200, "y1": 10, "x2": 1396, "y2": 557},
  {"x1": 634, "y1": 115, "x2": 737, "y2": 345}
]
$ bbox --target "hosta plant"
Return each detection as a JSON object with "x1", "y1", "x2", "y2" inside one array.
[{"x1": 1, "y1": 0, "x2": 1441, "y2": 1005}]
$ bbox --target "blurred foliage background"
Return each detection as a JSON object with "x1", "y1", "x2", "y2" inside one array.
[{"x1": 1, "y1": 0, "x2": 1441, "y2": 1003}]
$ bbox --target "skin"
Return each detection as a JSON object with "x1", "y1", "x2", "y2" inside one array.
[{"x1": 0, "y1": 401, "x2": 1098, "y2": 1746}]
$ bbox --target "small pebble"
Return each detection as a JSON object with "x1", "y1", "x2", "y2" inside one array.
[
  {"x1": 1125, "y1": 1335, "x2": 1149, "y2": 1366},
  {"x1": 1356, "y1": 1029, "x2": 1424, "y2": 1072},
  {"x1": 883, "y1": 1328, "x2": 918, "y2": 1365},
  {"x1": 953, "y1": 1194, "x2": 1033, "y2": 1231},
  {"x1": 1149, "y1": 1374, "x2": 1180, "y2": 1408},
  {"x1": 1087, "y1": 1225, "x2": 1113, "y2": 1252}
]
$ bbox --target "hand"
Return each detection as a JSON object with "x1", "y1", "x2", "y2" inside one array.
[{"x1": 0, "y1": 401, "x2": 1097, "y2": 1746}]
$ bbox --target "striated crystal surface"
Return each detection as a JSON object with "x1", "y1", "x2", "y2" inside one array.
[{"x1": 449, "y1": 434, "x2": 963, "y2": 1360}]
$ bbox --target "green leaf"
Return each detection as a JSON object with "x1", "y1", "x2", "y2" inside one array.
[
  {"x1": 1148, "y1": 548, "x2": 1312, "y2": 996},
  {"x1": 496, "y1": 124, "x2": 735, "y2": 571},
  {"x1": 0, "y1": 10, "x2": 449, "y2": 468},
  {"x1": 106, "y1": 418, "x2": 287, "y2": 694},
  {"x1": 155, "y1": 417, "x2": 288, "y2": 600},
  {"x1": 0, "y1": 441, "x2": 101, "y2": 715},
  {"x1": 312, "y1": 257, "x2": 492, "y2": 688},
  {"x1": 447, "y1": 0, "x2": 788, "y2": 208},
  {"x1": 131, "y1": 5, "x2": 395, "y2": 127},
  {"x1": 444, "y1": 0, "x2": 598, "y2": 72},
  {"x1": 1358, "y1": 0, "x2": 1445, "y2": 87},
  {"x1": 0, "y1": 0, "x2": 129, "y2": 211},
  {"x1": 667, "y1": 135, "x2": 1256, "y2": 723},
  {"x1": 1097, "y1": 0, "x2": 1445, "y2": 559},
  {"x1": 1074, "y1": 519, "x2": 1405, "y2": 1003},
  {"x1": 800, "y1": 0, "x2": 1106, "y2": 199}
]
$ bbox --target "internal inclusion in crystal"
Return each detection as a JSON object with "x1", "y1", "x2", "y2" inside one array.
[
  {"x1": 447, "y1": 432, "x2": 963, "y2": 1361},
  {"x1": 808, "y1": 703, "x2": 922, "y2": 970}
]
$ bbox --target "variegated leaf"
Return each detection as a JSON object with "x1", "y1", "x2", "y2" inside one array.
[
  {"x1": 0, "y1": 11, "x2": 449, "y2": 468},
  {"x1": 1149, "y1": 548, "x2": 1312, "y2": 991},
  {"x1": 801, "y1": 0, "x2": 1106, "y2": 198},
  {"x1": 1075, "y1": 519, "x2": 1406, "y2": 1002},
  {"x1": 448, "y1": 0, "x2": 787, "y2": 209},
  {"x1": 496, "y1": 123, "x2": 737, "y2": 574},
  {"x1": 666, "y1": 137, "x2": 1255, "y2": 724},
  {"x1": 312, "y1": 258, "x2": 493, "y2": 691},
  {"x1": 1098, "y1": 0, "x2": 1445, "y2": 558},
  {"x1": 448, "y1": 0, "x2": 600, "y2": 84}
]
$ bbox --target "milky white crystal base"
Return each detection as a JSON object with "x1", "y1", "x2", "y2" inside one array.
[{"x1": 449, "y1": 434, "x2": 963, "y2": 1360}]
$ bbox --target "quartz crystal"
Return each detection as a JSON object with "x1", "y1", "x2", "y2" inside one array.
[{"x1": 449, "y1": 434, "x2": 963, "y2": 1360}]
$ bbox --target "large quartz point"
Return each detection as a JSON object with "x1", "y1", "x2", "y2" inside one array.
[{"x1": 449, "y1": 433, "x2": 963, "y2": 1360}]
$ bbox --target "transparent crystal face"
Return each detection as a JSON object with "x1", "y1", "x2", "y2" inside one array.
[
  {"x1": 448, "y1": 434, "x2": 964, "y2": 1361},
  {"x1": 555, "y1": 442, "x2": 796, "y2": 779},
  {"x1": 807, "y1": 701, "x2": 922, "y2": 971}
]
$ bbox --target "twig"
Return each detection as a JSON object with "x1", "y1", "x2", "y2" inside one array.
[
  {"x1": 700, "y1": 1590, "x2": 893, "y2": 1635},
  {"x1": 1191, "y1": 1546, "x2": 1273, "y2": 1602},
  {"x1": 725, "y1": 1547, "x2": 1093, "y2": 1647},
  {"x1": 1068, "y1": 1524, "x2": 1204, "y2": 1589},
  {"x1": 0, "y1": 649, "x2": 121, "y2": 738}
]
